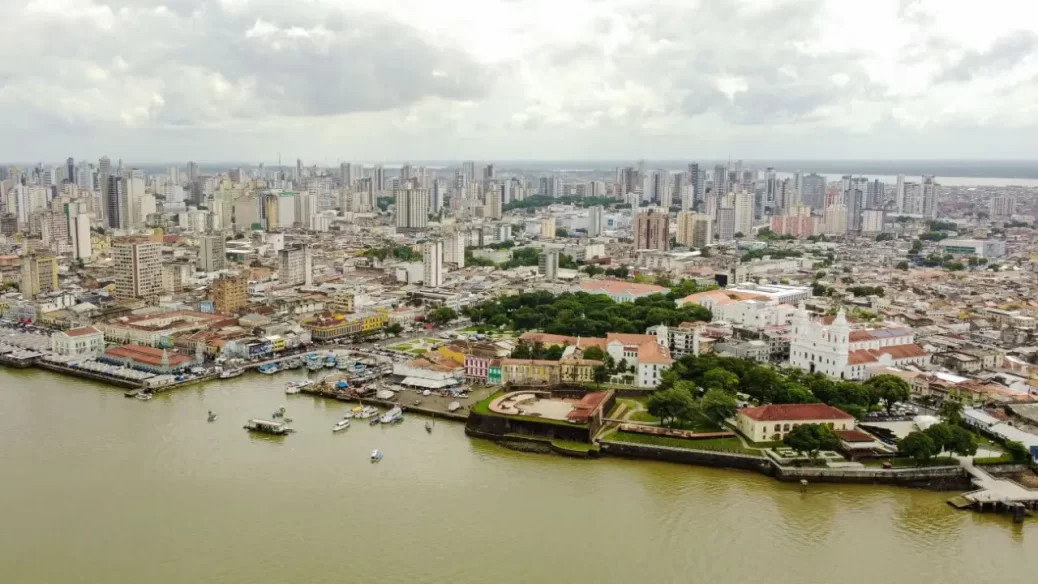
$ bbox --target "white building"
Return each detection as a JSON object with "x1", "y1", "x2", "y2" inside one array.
[
  {"x1": 789, "y1": 306, "x2": 929, "y2": 380},
  {"x1": 736, "y1": 404, "x2": 855, "y2": 443},
  {"x1": 989, "y1": 196, "x2": 1016, "y2": 219},
  {"x1": 396, "y1": 187, "x2": 429, "y2": 230},
  {"x1": 733, "y1": 192, "x2": 754, "y2": 236},
  {"x1": 938, "y1": 239, "x2": 1006, "y2": 259},
  {"x1": 51, "y1": 326, "x2": 106, "y2": 358},
  {"x1": 423, "y1": 240, "x2": 444, "y2": 288},
  {"x1": 113, "y1": 239, "x2": 162, "y2": 299},
  {"x1": 278, "y1": 245, "x2": 308, "y2": 286},
  {"x1": 538, "y1": 250, "x2": 559, "y2": 281},
  {"x1": 69, "y1": 213, "x2": 93, "y2": 261},
  {"x1": 587, "y1": 205, "x2": 604, "y2": 237},
  {"x1": 198, "y1": 235, "x2": 226, "y2": 272},
  {"x1": 444, "y1": 230, "x2": 465, "y2": 267}
]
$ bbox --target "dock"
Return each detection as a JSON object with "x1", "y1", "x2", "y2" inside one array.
[{"x1": 952, "y1": 461, "x2": 1038, "y2": 522}]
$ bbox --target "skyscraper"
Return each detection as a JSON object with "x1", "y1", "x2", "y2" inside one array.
[
  {"x1": 921, "y1": 175, "x2": 940, "y2": 219},
  {"x1": 895, "y1": 174, "x2": 906, "y2": 211},
  {"x1": 712, "y1": 164, "x2": 727, "y2": 196},
  {"x1": 423, "y1": 240, "x2": 444, "y2": 288},
  {"x1": 278, "y1": 245, "x2": 308, "y2": 286},
  {"x1": 866, "y1": 180, "x2": 885, "y2": 209},
  {"x1": 66, "y1": 157, "x2": 75, "y2": 185},
  {"x1": 199, "y1": 235, "x2": 227, "y2": 272},
  {"x1": 845, "y1": 188, "x2": 864, "y2": 233},
  {"x1": 113, "y1": 238, "x2": 162, "y2": 299},
  {"x1": 395, "y1": 187, "x2": 429, "y2": 230},
  {"x1": 444, "y1": 229, "x2": 465, "y2": 268},
  {"x1": 801, "y1": 173, "x2": 826, "y2": 210},
  {"x1": 98, "y1": 156, "x2": 111, "y2": 222},
  {"x1": 484, "y1": 186, "x2": 502, "y2": 220},
  {"x1": 106, "y1": 175, "x2": 126, "y2": 229},
  {"x1": 187, "y1": 161, "x2": 199, "y2": 182},
  {"x1": 587, "y1": 205, "x2": 604, "y2": 237},
  {"x1": 538, "y1": 249, "x2": 559, "y2": 281},
  {"x1": 633, "y1": 209, "x2": 669, "y2": 251},
  {"x1": 733, "y1": 192, "x2": 754, "y2": 237},
  {"x1": 461, "y1": 161, "x2": 476, "y2": 182},
  {"x1": 372, "y1": 164, "x2": 385, "y2": 191}
]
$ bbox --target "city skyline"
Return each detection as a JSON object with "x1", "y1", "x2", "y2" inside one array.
[{"x1": 3, "y1": 0, "x2": 1038, "y2": 161}]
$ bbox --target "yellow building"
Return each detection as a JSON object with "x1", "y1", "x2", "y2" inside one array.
[
  {"x1": 21, "y1": 255, "x2": 59, "y2": 297},
  {"x1": 558, "y1": 359, "x2": 602, "y2": 383},
  {"x1": 330, "y1": 291, "x2": 355, "y2": 314},
  {"x1": 500, "y1": 359, "x2": 560, "y2": 385},
  {"x1": 306, "y1": 312, "x2": 389, "y2": 341},
  {"x1": 211, "y1": 271, "x2": 249, "y2": 315},
  {"x1": 438, "y1": 344, "x2": 466, "y2": 365}
]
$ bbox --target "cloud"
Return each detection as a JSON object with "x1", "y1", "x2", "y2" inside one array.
[{"x1": 937, "y1": 30, "x2": 1038, "y2": 82}]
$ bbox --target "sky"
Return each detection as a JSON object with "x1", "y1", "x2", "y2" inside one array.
[{"x1": 2, "y1": 0, "x2": 1038, "y2": 163}]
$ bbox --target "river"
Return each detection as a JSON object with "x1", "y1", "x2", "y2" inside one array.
[{"x1": 0, "y1": 368, "x2": 1034, "y2": 583}]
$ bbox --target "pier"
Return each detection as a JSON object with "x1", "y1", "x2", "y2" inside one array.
[{"x1": 953, "y1": 461, "x2": 1038, "y2": 521}]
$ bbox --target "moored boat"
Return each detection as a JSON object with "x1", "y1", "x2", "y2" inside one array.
[
  {"x1": 285, "y1": 379, "x2": 313, "y2": 394},
  {"x1": 370, "y1": 449, "x2": 383, "y2": 462},
  {"x1": 332, "y1": 419, "x2": 351, "y2": 432},
  {"x1": 369, "y1": 416, "x2": 381, "y2": 426},
  {"x1": 136, "y1": 392, "x2": 153, "y2": 401},
  {"x1": 379, "y1": 406, "x2": 403, "y2": 424},
  {"x1": 258, "y1": 363, "x2": 279, "y2": 375},
  {"x1": 243, "y1": 418, "x2": 292, "y2": 435},
  {"x1": 219, "y1": 368, "x2": 245, "y2": 379}
]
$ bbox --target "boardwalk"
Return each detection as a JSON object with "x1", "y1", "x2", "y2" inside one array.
[{"x1": 960, "y1": 460, "x2": 1038, "y2": 505}]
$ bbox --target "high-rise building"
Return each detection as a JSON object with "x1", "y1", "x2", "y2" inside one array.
[
  {"x1": 98, "y1": 156, "x2": 111, "y2": 221},
  {"x1": 633, "y1": 209, "x2": 669, "y2": 251},
  {"x1": 395, "y1": 187, "x2": 429, "y2": 230},
  {"x1": 823, "y1": 204, "x2": 848, "y2": 235},
  {"x1": 106, "y1": 175, "x2": 126, "y2": 229},
  {"x1": 113, "y1": 238, "x2": 162, "y2": 299},
  {"x1": 845, "y1": 188, "x2": 864, "y2": 233},
  {"x1": 278, "y1": 245, "x2": 308, "y2": 286},
  {"x1": 676, "y1": 212, "x2": 713, "y2": 247},
  {"x1": 423, "y1": 240, "x2": 444, "y2": 288},
  {"x1": 801, "y1": 173, "x2": 826, "y2": 210},
  {"x1": 921, "y1": 175, "x2": 940, "y2": 219},
  {"x1": 461, "y1": 161, "x2": 476, "y2": 182},
  {"x1": 263, "y1": 194, "x2": 279, "y2": 232},
  {"x1": 444, "y1": 229, "x2": 465, "y2": 268},
  {"x1": 372, "y1": 164, "x2": 385, "y2": 191},
  {"x1": 895, "y1": 174, "x2": 906, "y2": 212},
  {"x1": 187, "y1": 161, "x2": 199, "y2": 182},
  {"x1": 866, "y1": 180, "x2": 885, "y2": 209},
  {"x1": 989, "y1": 195, "x2": 1016, "y2": 219},
  {"x1": 716, "y1": 207, "x2": 736, "y2": 241},
  {"x1": 211, "y1": 271, "x2": 249, "y2": 315},
  {"x1": 20, "y1": 254, "x2": 59, "y2": 299},
  {"x1": 648, "y1": 170, "x2": 668, "y2": 204},
  {"x1": 540, "y1": 216, "x2": 557, "y2": 239},
  {"x1": 538, "y1": 249, "x2": 559, "y2": 281},
  {"x1": 733, "y1": 192, "x2": 754, "y2": 237},
  {"x1": 901, "y1": 182, "x2": 922, "y2": 215},
  {"x1": 68, "y1": 213, "x2": 93, "y2": 260},
  {"x1": 199, "y1": 235, "x2": 227, "y2": 272},
  {"x1": 484, "y1": 187, "x2": 502, "y2": 220},
  {"x1": 713, "y1": 164, "x2": 728, "y2": 196},
  {"x1": 587, "y1": 205, "x2": 604, "y2": 237}
]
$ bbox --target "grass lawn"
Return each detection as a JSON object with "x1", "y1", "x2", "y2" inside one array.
[
  {"x1": 974, "y1": 454, "x2": 1015, "y2": 465},
  {"x1": 611, "y1": 431, "x2": 760, "y2": 456},
  {"x1": 389, "y1": 343, "x2": 414, "y2": 351}
]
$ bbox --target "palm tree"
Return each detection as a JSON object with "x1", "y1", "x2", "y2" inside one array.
[{"x1": 939, "y1": 400, "x2": 965, "y2": 425}]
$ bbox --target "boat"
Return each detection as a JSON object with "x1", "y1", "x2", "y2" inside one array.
[
  {"x1": 244, "y1": 418, "x2": 292, "y2": 435},
  {"x1": 425, "y1": 421, "x2": 433, "y2": 433},
  {"x1": 272, "y1": 407, "x2": 287, "y2": 419},
  {"x1": 369, "y1": 416, "x2": 381, "y2": 426},
  {"x1": 207, "y1": 410, "x2": 218, "y2": 422},
  {"x1": 285, "y1": 379, "x2": 313, "y2": 394},
  {"x1": 375, "y1": 389, "x2": 394, "y2": 400},
  {"x1": 136, "y1": 392, "x2": 153, "y2": 401},
  {"x1": 219, "y1": 368, "x2": 245, "y2": 379},
  {"x1": 306, "y1": 359, "x2": 323, "y2": 372},
  {"x1": 341, "y1": 411, "x2": 355, "y2": 419},
  {"x1": 370, "y1": 449, "x2": 383, "y2": 462},
  {"x1": 332, "y1": 419, "x2": 351, "y2": 432},
  {"x1": 355, "y1": 406, "x2": 379, "y2": 419},
  {"x1": 447, "y1": 401, "x2": 462, "y2": 413},
  {"x1": 379, "y1": 406, "x2": 403, "y2": 424},
  {"x1": 324, "y1": 355, "x2": 337, "y2": 368},
  {"x1": 286, "y1": 358, "x2": 303, "y2": 370},
  {"x1": 258, "y1": 363, "x2": 279, "y2": 375}
]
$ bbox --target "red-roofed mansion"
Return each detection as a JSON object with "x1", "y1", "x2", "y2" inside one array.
[
  {"x1": 789, "y1": 306, "x2": 930, "y2": 380},
  {"x1": 736, "y1": 403, "x2": 856, "y2": 442}
]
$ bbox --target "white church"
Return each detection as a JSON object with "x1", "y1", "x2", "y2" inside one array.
[{"x1": 788, "y1": 305, "x2": 929, "y2": 380}]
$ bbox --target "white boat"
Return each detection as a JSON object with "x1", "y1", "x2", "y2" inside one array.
[
  {"x1": 379, "y1": 406, "x2": 403, "y2": 424},
  {"x1": 332, "y1": 419, "x2": 351, "y2": 432},
  {"x1": 355, "y1": 406, "x2": 379, "y2": 419},
  {"x1": 219, "y1": 368, "x2": 245, "y2": 379},
  {"x1": 448, "y1": 401, "x2": 462, "y2": 413},
  {"x1": 285, "y1": 379, "x2": 313, "y2": 394},
  {"x1": 341, "y1": 411, "x2": 355, "y2": 419},
  {"x1": 136, "y1": 392, "x2": 153, "y2": 401},
  {"x1": 375, "y1": 389, "x2": 394, "y2": 400},
  {"x1": 370, "y1": 449, "x2": 383, "y2": 462}
]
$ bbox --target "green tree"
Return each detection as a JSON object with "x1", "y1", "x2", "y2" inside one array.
[
  {"x1": 701, "y1": 368, "x2": 739, "y2": 393},
  {"x1": 938, "y1": 400, "x2": 964, "y2": 425},
  {"x1": 386, "y1": 322, "x2": 404, "y2": 337},
  {"x1": 699, "y1": 388, "x2": 738, "y2": 428},
  {"x1": 582, "y1": 345, "x2": 606, "y2": 361},
  {"x1": 864, "y1": 374, "x2": 911, "y2": 415},
  {"x1": 592, "y1": 365, "x2": 610, "y2": 387},
  {"x1": 1003, "y1": 441, "x2": 1033, "y2": 463},
  {"x1": 646, "y1": 386, "x2": 697, "y2": 428},
  {"x1": 899, "y1": 431, "x2": 937, "y2": 465},
  {"x1": 428, "y1": 306, "x2": 458, "y2": 326},
  {"x1": 783, "y1": 424, "x2": 841, "y2": 459},
  {"x1": 895, "y1": 261, "x2": 909, "y2": 270}
]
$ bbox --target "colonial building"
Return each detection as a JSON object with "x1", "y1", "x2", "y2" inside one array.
[
  {"x1": 50, "y1": 326, "x2": 106, "y2": 358},
  {"x1": 736, "y1": 403, "x2": 855, "y2": 443}
]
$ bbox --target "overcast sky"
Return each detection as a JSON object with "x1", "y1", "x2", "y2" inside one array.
[{"x1": 3, "y1": 0, "x2": 1038, "y2": 163}]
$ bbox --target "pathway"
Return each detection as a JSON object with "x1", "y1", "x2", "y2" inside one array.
[{"x1": 961, "y1": 459, "x2": 1038, "y2": 504}]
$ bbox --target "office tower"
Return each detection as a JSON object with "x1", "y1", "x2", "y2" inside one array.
[
  {"x1": 763, "y1": 168, "x2": 778, "y2": 217},
  {"x1": 211, "y1": 271, "x2": 249, "y2": 315},
  {"x1": 540, "y1": 216, "x2": 557, "y2": 239},
  {"x1": 895, "y1": 174, "x2": 906, "y2": 211},
  {"x1": 801, "y1": 173, "x2": 826, "y2": 210},
  {"x1": 633, "y1": 209, "x2": 669, "y2": 251},
  {"x1": 295, "y1": 158, "x2": 303, "y2": 180},
  {"x1": 423, "y1": 240, "x2": 444, "y2": 288},
  {"x1": 587, "y1": 205, "x2": 604, "y2": 237},
  {"x1": 20, "y1": 254, "x2": 59, "y2": 299},
  {"x1": 65, "y1": 157, "x2": 75, "y2": 185},
  {"x1": 462, "y1": 161, "x2": 476, "y2": 182},
  {"x1": 395, "y1": 187, "x2": 429, "y2": 230},
  {"x1": 125, "y1": 170, "x2": 145, "y2": 228},
  {"x1": 989, "y1": 195, "x2": 1016, "y2": 219},
  {"x1": 901, "y1": 182, "x2": 922, "y2": 215},
  {"x1": 482, "y1": 164, "x2": 494, "y2": 181},
  {"x1": 845, "y1": 187, "x2": 864, "y2": 233},
  {"x1": 686, "y1": 163, "x2": 700, "y2": 202},
  {"x1": 733, "y1": 191, "x2": 754, "y2": 236},
  {"x1": 717, "y1": 207, "x2": 735, "y2": 241},
  {"x1": 187, "y1": 161, "x2": 199, "y2": 182},
  {"x1": 444, "y1": 229, "x2": 465, "y2": 267},
  {"x1": 538, "y1": 249, "x2": 559, "y2": 281},
  {"x1": 113, "y1": 238, "x2": 162, "y2": 299},
  {"x1": 105, "y1": 176, "x2": 126, "y2": 229},
  {"x1": 865, "y1": 180, "x2": 885, "y2": 209},
  {"x1": 713, "y1": 164, "x2": 727, "y2": 195},
  {"x1": 68, "y1": 212, "x2": 93, "y2": 260},
  {"x1": 98, "y1": 156, "x2": 111, "y2": 221},
  {"x1": 263, "y1": 193, "x2": 279, "y2": 231},
  {"x1": 484, "y1": 187, "x2": 502, "y2": 220},
  {"x1": 648, "y1": 170, "x2": 668, "y2": 204},
  {"x1": 278, "y1": 245, "x2": 308, "y2": 286},
  {"x1": 921, "y1": 175, "x2": 940, "y2": 219},
  {"x1": 76, "y1": 161, "x2": 92, "y2": 190},
  {"x1": 199, "y1": 235, "x2": 227, "y2": 272}
]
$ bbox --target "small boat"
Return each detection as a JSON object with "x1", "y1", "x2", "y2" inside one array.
[
  {"x1": 306, "y1": 359, "x2": 323, "y2": 372},
  {"x1": 369, "y1": 416, "x2": 381, "y2": 426},
  {"x1": 219, "y1": 368, "x2": 245, "y2": 379},
  {"x1": 355, "y1": 406, "x2": 379, "y2": 419},
  {"x1": 380, "y1": 406, "x2": 403, "y2": 424},
  {"x1": 244, "y1": 418, "x2": 292, "y2": 435},
  {"x1": 375, "y1": 389, "x2": 394, "y2": 400},
  {"x1": 286, "y1": 359, "x2": 303, "y2": 370},
  {"x1": 333, "y1": 419, "x2": 351, "y2": 432},
  {"x1": 425, "y1": 421, "x2": 433, "y2": 433},
  {"x1": 342, "y1": 411, "x2": 355, "y2": 419},
  {"x1": 136, "y1": 392, "x2": 153, "y2": 401},
  {"x1": 285, "y1": 379, "x2": 313, "y2": 394},
  {"x1": 324, "y1": 355, "x2": 337, "y2": 368},
  {"x1": 272, "y1": 407, "x2": 287, "y2": 419},
  {"x1": 447, "y1": 401, "x2": 462, "y2": 413},
  {"x1": 207, "y1": 410, "x2": 218, "y2": 422},
  {"x1": 370, "y1": 449, "x2": 383, "y2": 462},
  {"x1": 258, "y1": 363, "x2": 279, "y2": 375}
]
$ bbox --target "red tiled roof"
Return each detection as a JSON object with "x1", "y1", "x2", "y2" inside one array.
[
  {"x1": 65, "y1": 326, "x2": 101, "y2": 337},
  {"x1": 580, "y1": 281, "x2": 668, "y2": 296},
  {"x1": 837, "y1": 429, "x2": 876, "y2": 443},
  {"x1": 104, "y1": 345, "x2": 194, "y2": 367},
  {"x1": 739, "y1": 403, "x2": 854, "y2": 422}
]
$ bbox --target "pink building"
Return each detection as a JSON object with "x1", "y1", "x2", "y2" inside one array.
[{"x1": 770, "y1": 214, "x2": 817, "y2": 238}]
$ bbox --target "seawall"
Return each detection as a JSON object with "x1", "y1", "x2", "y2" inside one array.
[
  {"x1": 465, "y1": 411, "x2": 592, "y2": 443},
  {"x1": 599, "y1": 440, "x2": 772, "y2": 473},
  {"x1": 772, "y1": 465, "x2": 972, "y2": 490}
]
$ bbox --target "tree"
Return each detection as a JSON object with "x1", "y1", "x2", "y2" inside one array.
[
  {"x1": 592, "y1": 365, "x2": 610, "y2": 387},
  {"x1": 895, "y1": 261, "x2": 909, "y2": 270},
  {"x1": 701, "y1": 368, "x2": 739, "y2": 393},
  {"x1": 864, "y1": 374, "x2": 911, "y2": 415},
  {"x1": 1003, "y1": 441, "x2": 1033, "y2": 463},
  {"x1": 733, "y1": 232, "x2": 744, "y2": 238},
  {"x1": 783, "y1": 424, "x2": 841, "y2": 459},
  {"x1": 386, "y1": 323, "x2": 404, "y2": 337},
  {"x1": 646, "y1": 386, "x2": 697, "y2": 428},
  {"x1": 938, "y1": 400, "x2": 964, "y2": 425},
  {"x1": 899, "y1": 431, "x2": 937, "y2": 465},
  {"x1": 700, "y1": 388, "x2": 738, "y2": 428},
  {"x1": 616, "y1": 358, "x2": 629, "y2": 375},
  {"x1": 582, "y1": 345, "x2": 606, "y2": 361},
  {"x1": 428, "y1": 306, "x2": 458, "y2": 326}
]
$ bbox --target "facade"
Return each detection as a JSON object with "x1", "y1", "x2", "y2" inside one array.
[
  {"x1": 113, "y1": 239, "x2": 162, "y2": 299},
  {"x1": 100, "y1": 311, "x2": 233, "y2": 347},
  {"x1": 304, "y1": 312, "x2": 390, "y2": 341},
  {"x1": 538, "y1": 250, "x2": 559, "y2": 281},
  {"x1": 211, "y1": 271, "x2": 249, "y2": 315},
  {"x1": 577, "y1": 280, "x2": 668, "y2": 303},
  {"x1": 989, "y1": 196, "x2": 1016, "y2": 219},
  {"x1": 519, "y1": 331, "x2": 673, "y2": 388},
  {"x1": 938, "y1": 239, "x2": 1006, "y2": 259},
  {"x1": 443, "y1": 230, "x2": 465, "y2": 267},
  {"x1": 733, "y1": 192, "x2": 754, "y2": 236},
  {"x1": 51, "y1": 326, "x2": 106, "y2": 358},
  {"x1": 330, "y1": 291, "x2": 355, "y2": 314},
  {"x1": 198, "y1": 235, "x2": 226, "y2": 272},
  {"x1": 633, "y1": 209, "x2": 669, "y2": 251},
  {"x1": 395, "y1": 186, "x2": 429, "y2": 230},
  {"x1": 587, "y1": 205, "x2": 604, "y2": 237},
  {"x1": 423, "y1": 240, "x2": 444, "y2": 288},
  {"x1": 716, "y1": 207, "x2": 735, "y2": 241},
  {"x1": 540, "y1": 216, "x2": 556, "y2": 239},
  {"x1": 20, "y1": 255, "x2": 59, "y2": 298},
  {"x1": 736, "y1": 404, "x2": 855, "y2": 442},
  {"x1": 69, "y1": 213, "x2": 92, "y2": 260},
  {"x1": 278, "y1": 246, "x2": 309, "y2": 286},
  {"x1": 676, "y1": 211, "x2": 712, "y2": 247}
]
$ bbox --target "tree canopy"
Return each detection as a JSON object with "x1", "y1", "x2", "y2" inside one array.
[
  {"x1": 783, "y1": 424, "x2": 841, "y2": 459},
  {"x1": 863, "y1": 375, "x2": 911, "y2": 415}
]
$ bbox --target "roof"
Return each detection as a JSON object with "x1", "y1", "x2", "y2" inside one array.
[
  {"x1": 837, "y1": 429, "x2": 876, "y2": 443},
  {"x1": 739, "y1": 403, "x2": 854, "y2": 422},
  {"x1": 64, "y1": 326, "x2": 102, "y2": 338},
  {"x1": 103, "y1": 345, "x2": 194, "y2": 367},
  {"x1": 579, "y1": 280, "x2": 668, "y2": 296}
]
